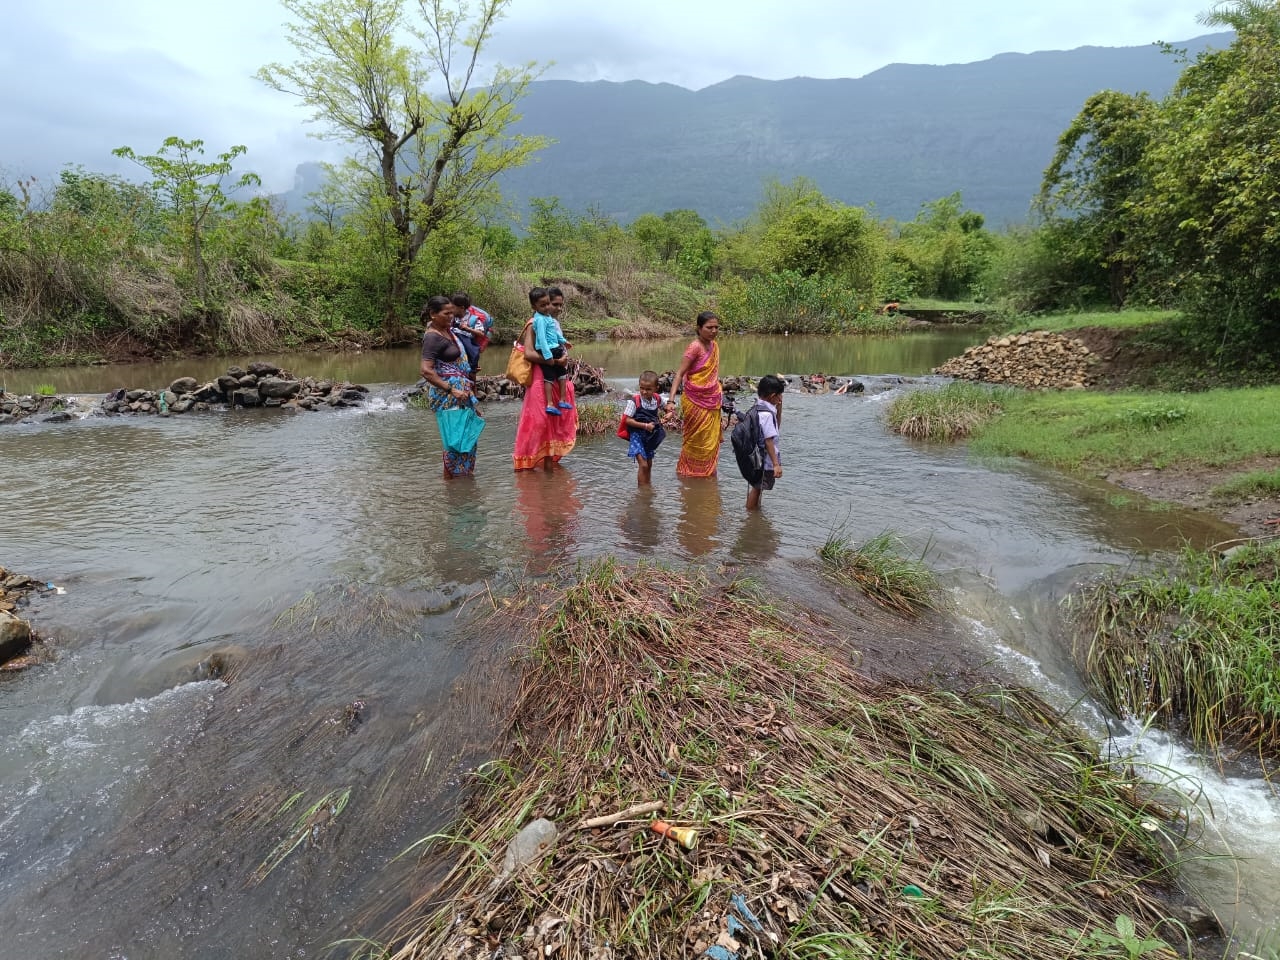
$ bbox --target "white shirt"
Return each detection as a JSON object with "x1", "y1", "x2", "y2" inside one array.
[{"x1": 757, "y1": 398, "x2": 780, "y2": 471}]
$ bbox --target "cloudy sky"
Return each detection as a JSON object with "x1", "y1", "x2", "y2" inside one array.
[{"x1": 1, "y1": 0, "x2": 1216, "y2": 193}]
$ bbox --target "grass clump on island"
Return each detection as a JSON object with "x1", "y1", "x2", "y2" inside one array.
[
  {"x1": 574, "y1": 400, "x2": 619, "y2": 437},
  {"x1": 375, "y1": 560, "x2": 1205, "y2": 960},
  {"x1": 819, "y1": 530, "x2": 939, "y2": 616},
  {"x1": 886, "y1": 381, "x2": 1011, "y2": 441},
  {"x1": 1075, "y1": 541, "x2": 1280, "y2": 762}
]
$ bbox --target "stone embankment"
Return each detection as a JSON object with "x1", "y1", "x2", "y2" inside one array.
[
  {"x1": 934, "y1": 331, "x2": 1097, "y2": 389},
  {"x1": 101, "y1": 362, "x2": 371, "y2": 415},
  {"x1": 1, "y1": 566, "x2": 46, "y2": 670},
  {"x1": 0, "y1": 361, "x2": 372, "y2": 425}
]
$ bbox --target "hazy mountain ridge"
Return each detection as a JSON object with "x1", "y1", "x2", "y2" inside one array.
[{"x1": 281, "y1": 33, "x2": 1231, "y2": 227}]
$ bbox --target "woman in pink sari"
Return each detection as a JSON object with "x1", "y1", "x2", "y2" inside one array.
[
  {"x1": 666, "y1": 311, "x2": 723, "y2": 477},
  {"x1": 514, "y1": 287, "x2": 578, "y2": 470}
]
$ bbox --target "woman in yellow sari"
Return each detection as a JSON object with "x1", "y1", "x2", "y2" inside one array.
[{"x1": 666, "y1": 311, "x2": 723, "y2": 477}]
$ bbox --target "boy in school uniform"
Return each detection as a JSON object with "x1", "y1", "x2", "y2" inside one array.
[{"x1": 747, "y1": 374, "x2": 786, "y2": 511}]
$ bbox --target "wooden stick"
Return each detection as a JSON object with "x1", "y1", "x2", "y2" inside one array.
[{"x1": 573, "y1": 801, "x2": 665, "y2": 832}]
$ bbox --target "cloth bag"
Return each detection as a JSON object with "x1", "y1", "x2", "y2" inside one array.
[{"x1": 505, "y1": 320, "x2": 535, "y2": 387}]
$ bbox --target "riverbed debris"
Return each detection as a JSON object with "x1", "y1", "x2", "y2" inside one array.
[{"x1": 379, "y1": 560, "x2": 1213, "y2": 960}]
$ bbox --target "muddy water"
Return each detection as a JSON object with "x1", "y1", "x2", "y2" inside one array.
[{"x1": 1, "y1": 332, "x2": 1276, "y2": 957}]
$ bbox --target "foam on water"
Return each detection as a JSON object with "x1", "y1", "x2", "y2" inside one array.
[{"x1": 0, "y1": 681, "x2": 223, "y2": 895}]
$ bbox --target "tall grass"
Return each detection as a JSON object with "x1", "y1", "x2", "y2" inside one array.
[
  {"x1": 1211, "y1": 468, "x2": 1280, "y2": 500},
  {"x1": 1075, "y1": 541, "x2": 1280, "y2": 758},
  {"x1": 818, "y1": 531, "x2": 939, "y2": 615},
  {"x1": 887, "y1": 382, "x2": 1011, "y2": 441},
  {"x1": 574, "y1": 401, "x2": 618, "y2": 437}
]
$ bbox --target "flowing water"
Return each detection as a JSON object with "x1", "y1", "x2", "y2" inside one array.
[{"x1": 1, "y1": 331, "x2": 1276, "y2": 958}]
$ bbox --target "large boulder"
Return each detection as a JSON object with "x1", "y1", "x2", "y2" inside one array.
[
  {"x1": 247, "y1": 361, "x2": 281, "y2": 377},
  {"x1": 0, "y1": 611, "x2": 32, "y2": 665},
  {"x1": 258, "y1": 377, "x2": 302, "y2": 400},
  {"x1": 170, "y1": 377, "x2": 199, "y2": 395}
]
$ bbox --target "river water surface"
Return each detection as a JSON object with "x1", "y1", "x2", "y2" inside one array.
[{"x1": 1, "y1": 332, "x2": 1276, "y2": 958}]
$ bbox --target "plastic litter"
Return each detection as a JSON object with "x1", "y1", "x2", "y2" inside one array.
[
  {"x1": 497, "y1": 818, "x2": 558, "y2": 883},
  {"x1": 902, "y1": 884, "x2": 926, "y2": 898},
  {"x1": 45, "y1": 583, "x2": 66, "y2": 595},
  {"x1": 730, "y1": 893, "x2": 764, "y2": 931},
  {"x1": 649, "y1": 819, "x2": 698, "y2": 849}
]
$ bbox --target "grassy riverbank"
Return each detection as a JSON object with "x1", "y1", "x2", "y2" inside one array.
[
  {"x1": 377, "y1": 561, "x2": 1211, "y2": 959},
  {"x1": 1075, "y1": 540, "x2": 1280, "y2": 763},
  {"x1": 891, "y1": 312, "x2": 1280, "y2": 766}
]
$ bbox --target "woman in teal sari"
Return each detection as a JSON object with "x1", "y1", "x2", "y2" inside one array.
[{"x1": 420, "y1": 295, "x2": 485, "y2": 478}]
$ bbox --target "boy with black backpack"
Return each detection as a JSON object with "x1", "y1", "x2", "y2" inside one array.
[{"x1": 733, "y1": 374, "x2": 785, "y2": 510}]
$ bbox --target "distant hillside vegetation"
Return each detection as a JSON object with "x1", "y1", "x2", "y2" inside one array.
[{"x1": 278, "y1": 33, "x2": 1231, "y2": 227}]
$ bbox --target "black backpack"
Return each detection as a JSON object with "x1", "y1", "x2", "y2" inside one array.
[{"x1": 730, "y1": 400, "x2": 768, "y2": 484}]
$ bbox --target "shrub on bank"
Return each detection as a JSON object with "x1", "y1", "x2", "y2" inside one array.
[
  {"x1": 717, "y1": 270, "x2": 903, "y2": 334},
  {"x1": 1075, "y1": 541, "x2": 1280, "y2": 760}
]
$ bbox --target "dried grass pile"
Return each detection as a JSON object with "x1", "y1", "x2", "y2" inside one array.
[{"x1": 383, "y1": 561, "x2": 1203, "y2": 960}]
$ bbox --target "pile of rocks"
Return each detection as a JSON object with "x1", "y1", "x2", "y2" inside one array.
[
  {"x1": 934, "y1": 331, "x2": 1096, "y2": 389},
  {"x1": 99, "y1": 362, "x2": 371, "y2": 416},
  {"x1": 0, "y1": 394, "x2": 74, "y2": 425}
]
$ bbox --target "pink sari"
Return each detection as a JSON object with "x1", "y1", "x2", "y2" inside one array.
[{"x1": 513, "y1": 364, "x2": 578, "y2": 470}]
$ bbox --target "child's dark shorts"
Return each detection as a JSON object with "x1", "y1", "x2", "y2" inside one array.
[
  {"x1": 750, "y1": 470, "x2": 776, "y2": 491},
  {"x1": 547, "y1": 346, "x2": 571, "y2": 381}
]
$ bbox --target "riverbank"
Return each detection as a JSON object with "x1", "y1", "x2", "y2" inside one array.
[
  {"x1": 925, "y1": 312, "x2": 1280, "y2": 538},
  {"x1": 380, "y1": 561, "x2": 1219, "y2": 959}
]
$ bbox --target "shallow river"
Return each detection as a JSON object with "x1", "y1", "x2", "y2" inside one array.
[{"x1": 1, "y1": 332, "x2": 1276, "y2": 958}]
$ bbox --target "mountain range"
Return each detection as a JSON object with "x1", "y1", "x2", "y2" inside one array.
[{"x1": 280, "y1": 32, "x2": 1231, "y2": 228}]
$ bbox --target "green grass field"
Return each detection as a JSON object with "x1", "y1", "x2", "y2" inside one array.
[{"x1": 970, "y1": 386, "x2": 1280, "y2": 471}]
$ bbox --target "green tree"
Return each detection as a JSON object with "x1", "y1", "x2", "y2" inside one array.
[
  {"x1": 758, "y1": 202, "x2": 884, "y2": 292},
  {"x1": 1038, "y1": 90, "x2": 1157, "y2": 307},
  {"x1": 1138, "y1": 0, "x2": 1280, "y2": 353},
  {"x1": 258, "y1": 0, "x2": 548, "y2": 333},
  {"x1": 113, "y1": 137, "x2": 261, "y2": 302},
  {"x1": 629, "y1": 209, "x2": 715, "y2": 282},
  {"x1": 890, "y1": 193, "x2": 996, "y2": 301}
]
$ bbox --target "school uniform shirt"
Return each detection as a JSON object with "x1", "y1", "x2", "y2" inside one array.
[
  {"x1": 757, "y1": 398, "x2": 780, "y2": 471},
  {"x1": 623, "y1": 393, "x2": 668, "y2": 422}
]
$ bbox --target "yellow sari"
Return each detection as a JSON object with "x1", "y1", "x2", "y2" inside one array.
[{"x1": 676, "y1": 340, "x2": 722, "y2": 477}]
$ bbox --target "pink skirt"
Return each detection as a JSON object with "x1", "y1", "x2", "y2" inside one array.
[{"x1": 513, "y1": 364, "x2": 578, "y2": 470}]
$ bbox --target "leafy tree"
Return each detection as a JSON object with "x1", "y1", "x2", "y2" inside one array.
[
  {"x1": 258, "y1": 0, "x2": 548, "y2": 333},
  {"x1": 758, "y1": 202, "x2": 884, "y2": 293},
  {"x1": 1038, "y1": 90, "x2": 1157, "y2": 307},
  {"x1": 890, "y1": 193, "x2": 996, "y2": 301},
  {"x1": 1138, "y1": 0, "x2": 1280, "y2": 353},
  {"x1": 113, "y1": 137, "x2": 261, "y2": 302},
  {"x1": 629, "y1": 209, "x2": 715, "y2": 283}
]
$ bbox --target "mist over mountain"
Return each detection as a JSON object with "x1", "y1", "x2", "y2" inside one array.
[{"x1": 280, "y1": 33, "x2": 1230, "y2": 227}]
